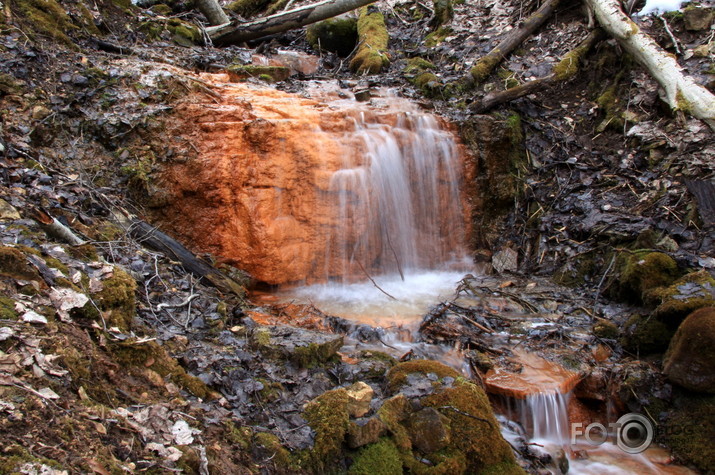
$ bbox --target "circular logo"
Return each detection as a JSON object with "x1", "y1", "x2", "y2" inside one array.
[{"x1": 615, "y1": 413, "x2": 655, "y2": 454}]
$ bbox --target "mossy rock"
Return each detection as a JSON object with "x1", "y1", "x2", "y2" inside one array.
[
  {"x1": 383, "y1": 361, "x2": 520, "y2": 474},
  {"x1": 306, "y1": 18, "x2": 358, "y2": 57},
  {"x1": 0, "y1": 73, "x2": 25, "y2": 96},
  {"x1": 226, "y1": 65, "x2": 291, "y2": 82},
  {"x1": 301, "y1": 388, "x2": 351, "y2": 472},
  {"x1": 90, "y1": 266, "x2": 137, "y2": 331},
  {"x1": 424, "y1": 26, "x2": 451, "y2": 47},
  {"x1": 349, "y1": 7, "x2": 390, "y2": 74},
  {"x1": 620, "y1": 314, "x2": 672, "y2": 355},
  {"x1": 652, "y1": 270, "x2": 715, "y2": 328},
  {"x1": 592, "y1": 319, "x2": 619, "y2": 339},
  {"x1": 0, "y1": 246, "x2": 42, "y2": 281},
  {"x1": 349, "y1": 437, "x2": 402, "y2": 475},
  {"x1": 167, "y1": 19, "x2": 202, "y2": 46},
  {"x1": 111, "y1": 339, "x2": 213, "y2": 399},
  {"x1": 386, "y1": 359, "x2": 460, "y2": 393},
  {"x1": 613, "y1": 251, "x2": 679, "y2": 304},
  {"x1": 663, "y1": 393, "x2": 715, "y2": 472},
  {"x1": 419, "y1": 383, "x2": 518, "y2": 473},
  {"x1": 430, "y1": 0, "x2": 453, "y2": 29},
  {"x1": 663, "y1": 307, "x2": 715, "y2": 393}
]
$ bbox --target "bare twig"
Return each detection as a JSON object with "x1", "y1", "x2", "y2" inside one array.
[
  {"x1": 384, "y1": 227, "x2": 405, "y2": 282},
  {"x1": 355, "y1": 260, "x2": 397, "y2": 301}
]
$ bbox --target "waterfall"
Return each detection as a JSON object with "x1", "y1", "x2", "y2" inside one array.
[
  {"x1": 325, "y1": 108, "x2": 466, "y2": 282},
  {"x1": 524, "y1": 391, "x2": 572, "y2": 444}
]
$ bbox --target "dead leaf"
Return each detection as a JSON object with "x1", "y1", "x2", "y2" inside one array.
[
  {"x1": 22, "y1": 310, "x2": 48, "y2": 324},
  {"x1": 37, "y1": 387, "x2": 60, "y2": 400},
  {"x1": 0, "y1": 327, "x2": 15, "y2": 341},
  {"x1": 86, "y1": 459, "x2": 111, "y2": 475},
  {"x1": 49, "y1": 287, "x2": 89, "y2": 321}
]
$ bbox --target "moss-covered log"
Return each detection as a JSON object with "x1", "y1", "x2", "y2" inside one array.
[
  {"x1": 349, "y1": 5, "x2": 389, "y2": 74},
  {"x1": 208, "y1": 0, "x2": 377, "y2": 45},
  {"x1": 586, "y1": 0, "x2": 715, "y2": 128}
]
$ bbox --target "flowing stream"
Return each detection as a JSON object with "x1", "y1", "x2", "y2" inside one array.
[{"x1": 257, "y1": 85, "x2": 692, "y2": 474}]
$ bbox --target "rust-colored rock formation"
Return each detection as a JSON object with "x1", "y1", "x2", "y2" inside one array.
[
  {"x1": 485, "y1": 351, "x2": 581, "y2": 399},
  {"x1": 151, "y1": 78, "x2": 468, "y2": 285}
]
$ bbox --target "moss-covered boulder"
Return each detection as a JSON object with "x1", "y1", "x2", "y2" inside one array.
[
  {"x1": 663, "y1": 393, "x2": 715, "y2": 472},
  {"x1": 663, "y1": 307, "x2": 715, "y2": 393},
  {"x1": 383, "y1": 360, "x2": 522, "y2": 474},
  {"x1": 403, "y1": 58, "x2": 442, "y2": 97},
  {"x1": 349, "y1": 6, "x2": 390, "y2": 74},
  {"x1": 306, "y1": 17, "x2": 358, "y2": 57},
  {"x1": 613, "y1": 251, "x2": 679, "y2": 304},
  {"x1": 620, "y1": 314, "x2": 673, "y2": 355},
  {"x1": 653, "y1": 271, "x2": 715, "y2": 328},
  {"x1": 226, "y1": 65, "x2": 291, "y2": 82},
  {"x1": 301, "y1": 388, "x2": 351, "y2": 472}
]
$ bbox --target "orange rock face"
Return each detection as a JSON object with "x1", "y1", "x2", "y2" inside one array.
[
  {"x1": 152, "y1": 78, "x2": 469, "y2": 285},
  {"x1": 485, "y1": 350, "x2": 581, "y2": 399}
]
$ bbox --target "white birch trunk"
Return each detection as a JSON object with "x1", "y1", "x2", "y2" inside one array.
[{"x1": 587, "y1": 0, "x2": 715, "y2": 127}]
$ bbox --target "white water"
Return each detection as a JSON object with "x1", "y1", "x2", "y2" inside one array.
[
  {"x1": 324, "y1": 104, "x2": 467, "y2": 282},
  {"x1": 499, "y1": 391, "x2": 695, "y2": 474},
  {"x1": 275, "y1": 269, "x2": 468, "y2": 327}
]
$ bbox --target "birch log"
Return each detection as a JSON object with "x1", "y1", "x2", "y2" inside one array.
[
  {"x1": 196, "y1": 0, "x2": 230, "y2": 26},
  {"x1": 586, "y1": 0, "x2": 715, "y2": 127},
  {"x1": 208, "y1": 0, "x2": 376, "y2": 45}
]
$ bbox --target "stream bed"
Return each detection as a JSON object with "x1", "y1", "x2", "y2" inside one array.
[{"x1": 257, "y1": 272, "x2": 697, "y2": 474}]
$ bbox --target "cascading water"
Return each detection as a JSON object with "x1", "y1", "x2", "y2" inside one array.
[
  {"x1": 325, "y1": 109, "x2": 466, "y2": 281},
  {"x1": 275, "y1": 90, "x2": 472, "y2": 325}
]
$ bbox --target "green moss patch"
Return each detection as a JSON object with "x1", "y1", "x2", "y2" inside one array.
[
  {"x1": 652, "y1": 271, "x2": 715, "y2": 327},
  {"x1": 349, "y1": 437, "x2": 402, "y2": 474},
  {"x1": 0, "y1": 246, "x2": 42, "y2": 281},
  {"x1": 301, "y1": 388, "x2": 350, "y2": 471},
  {"x1": 613, "y1": 251, "x2": 679, "y2": 304},
  {"x1": 620, "y1": 314, "x2": 672, "y2": 355},
  {"x1": 15, "y1": 0, "x2": 78, "y2": 47},
  {"x1": 111, "y1": 339, "x2": 213, "y2": 399},
  {"x1": 664, "y1": 393, "x2": 715, "y2": 472}
]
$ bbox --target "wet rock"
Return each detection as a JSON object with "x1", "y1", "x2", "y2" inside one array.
[
  {"x1": 653, "y1": 271, "x2": 715, "y2": 328},
  {"x1": 226, "y1": 65, "x2": 291, "y2": 83},
  {"x1": 663, "y1": 307, "x2": 715, "y2": 393},
  {"x1": 252, "y1": 325, "x2": 343, "y2": 368},
  {"x1": 683, "y1": 5, "x2": 714, "y2": 31},
  {"x1": 346, "y1": 381, "x2": 374, "y2": 418},
  {"x1": 347, "y1": 417, "x2": 386, "y2": 448},
  {"x1": 492, "y1": 247, "x2": 518, "y2": 274},
  {"x1": 406, "y1": 407, "x2": 451, "y2": 453},
  {"x1": 620, "y1": 314, "x2": 672, "y2": 355}
]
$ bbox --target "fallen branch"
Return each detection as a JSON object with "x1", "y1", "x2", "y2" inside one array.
[
  {"x1": 471, "y1": 29, "x2": 604, "y2": 113},
  {"x1": 586, "y1": 0, "x2": 715, "y2": 127},
  {"x1": 208, "y1": 0, "x2": 377, "y2": 45},
  {"x1": 115, "y1": 213, "x2": 247, "y2": 298},
  {"x1": 28, "y1": 207, "x2": 86, "y2": 246},
  {"x1": 470, "y1": 0, "x2": 562, "y2": 84},
  {"x1": 355, "y1": 260, "x2": 398, "y2": 301}
]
